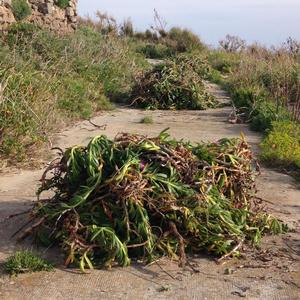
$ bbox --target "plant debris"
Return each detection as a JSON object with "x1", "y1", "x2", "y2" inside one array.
[
  {"x1": 130, "y1": 58, "x2": 216, "y2": 110},
  {"x1": 17, "y1": 130, "x2": 287, "y2": 271}
]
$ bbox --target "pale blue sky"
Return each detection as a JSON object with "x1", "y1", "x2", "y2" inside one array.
[{"x1": 78, "y1": 0, "x2": 300, "y2": 46}]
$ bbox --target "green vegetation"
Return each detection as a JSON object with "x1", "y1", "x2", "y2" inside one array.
[
  {"x1": 11, "y1": 0, "x2": 32, "y2": 21},
  {"x1": 0, "y1": 23, "x2": 146, "y2": 163},
  {"x1": 1, "y1": 9, "x2": 299, "y2": 176},
  {"x1": 130, "y1": 58, "x2": 215, "y2": 110},
  {"x1": 5, "y1": 250, "x2": 53, "y2": 275},
  {"x1": 2, "y1": 11, "x2": 296, "y2": 272},
  {"x1": 0, "y1": 12, "x2": 214, "y2": 163},
  {"x1": 137, "y1": 43, "x2": 173, "y2": 59},
  {"x1": 167, "y1": 27, "x2": 205, "y2": 53},
  {"x1": 260, "y1": 121, "x2": 300, "y2": 170},
  {"x1": 132, "y1": 25, "x2": 206, "y2": 59},
  {"x1": 208, "y1": 39, "x2": 300, "y2": 173},
  {"x1": 140, "y1": 116, "x2": 154, "y2": 124},
  {"x1": 55, "y1": 0, "x2": 70, "y2": 9},
  {"x1": 19, "y1": 132, "x2": 286, "y2": 271}
]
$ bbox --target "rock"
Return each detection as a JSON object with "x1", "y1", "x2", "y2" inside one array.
[
  {"x1": 0, "y1": 4, "x2": 15, "y2": 30},
  {"x1": 0, "y1": 0, "x2": 77, "y2": 33}
]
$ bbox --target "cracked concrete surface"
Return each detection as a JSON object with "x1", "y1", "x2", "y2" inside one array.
[{"x1": 0, "y1": 84, "x2": 299, "y2": 300}]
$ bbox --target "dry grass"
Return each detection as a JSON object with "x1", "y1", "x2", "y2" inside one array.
[{"x1": 0, "y1": 23, "x2": 147, "y2": 164}]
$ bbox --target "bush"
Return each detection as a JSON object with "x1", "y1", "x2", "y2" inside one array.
[
  {"x1": 250, "y1": 102, "x2": 291, "y2": 132},
  {"x1": 7, "y1": 22, "x2": 37, "y2": 47},
  {"x1": 260, "y1": 121, "x2": 300, "y2": 169},
  {"x1": 208, "y1": 50, "x2": 241, "y2": 74},
  {"x1": 231, "y1": 86, "x2": 263, "y2": 109},
  {"x1": 231, "y1": 86, "x2": 292, "y2": 132},
  {"x1": 57, "y1": 77, "x2": 111, "y2": 119},
  {"x1": 0, "y1": 25, "x2": 146, "y2": 162},
  {"x1": 55, "y1": 0, "x2": 69, "y2": 9},
  {"x1": 11, "y1": 0, "x2": 32, "y2": 21},
  {"x1": 166, "y1": 27, "x2": 205, "y2": 53},
  {"x1": 174, "y1": 53, "x2": 212, "y2": 79},
  {"x1": 219, "y1": 35, "x2": 246, "y2": 52},
  {"x1": 137, "y1": 43, "x2": 174, "y2": 59}
]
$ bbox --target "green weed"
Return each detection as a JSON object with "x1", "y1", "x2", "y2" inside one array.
[
  {"x1": 55, "y1": 0, "x2": 70, "y2": 9},
  {"x1": 5, "y1": 250, "x2": 53, "y2": 276},
  {"x1": 11, "y1": 0, "x2": 32, "y2": 21},
  {"x1": 0, "y1": 23, "x2": 146, "y2": 163},
  {"x1": 137, "y1": 43, "x2": 174, "y2": 59},
  {"x1": 260, "y1": 121, "x2": 300, "y2": 170},
  {"x1": 140, "y1": 116, "x2": 154, "y2": 124}
]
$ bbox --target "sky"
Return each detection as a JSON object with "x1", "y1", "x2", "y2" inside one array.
[{"x1": 78, "y1": 0, "x2": 300, "y2": 46}]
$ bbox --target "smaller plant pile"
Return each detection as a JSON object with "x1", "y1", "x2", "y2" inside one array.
[
  {"x1": 5, "y1": 250, "x2": 53, "y2": 275},
  {"x1": 174, "y1": 53, "x2": 213, "y2": 79},
  {"x1": 18, "y1": 131, "x2": 286, "y2": 271},
  {"x1": 130, "y1": 59, "x2": 216, "y2": 110}
]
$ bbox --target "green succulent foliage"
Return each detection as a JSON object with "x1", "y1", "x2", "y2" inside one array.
[
  {"x1": 11, "y1": 0, "x2": 32, "y2": 21},
  {"x1": 21, "y1": 131, "x2": 286, "y2": 271}
]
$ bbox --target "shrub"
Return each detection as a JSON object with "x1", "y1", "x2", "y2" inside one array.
[
  {"x1": 5, "y1": 251, "x2": 53, "y2": 275},
  {"x1": 208, "y1": 50, "x2": 241, "y2": 74},
  {"x1": 137, "y1": 43, "x2": 174, "y2": 59},
  {"x1": 230, "y1": 86, "x2": 292, "y2": 132},
  {"x1": 57, "y1": 77, "x2": 111, "y2": 119},
  {"x1": 166, "y1": 27, "x2": 205, "y2": 53},
  {"x1": 11, "y1": 0, "x2": 32, "y2": 21},
  {"x1": 174, "y1": 53, "x2": 212, "y2": 79},
  {"x1": 219, "y1": 35, "x2": 246, "y2": 52},
  {"x1": 7, "y1": 22, "x2": 38, "y2": 47},
  {"x1": 55, "y1": 0, "x2": 69, "y2": 9},
  {"x1": 120, "y1": 18, "x2": 134, "y2": 37},
  {"x1": 250, "y1": 102, "x2": 291, "y2": 132},
  {"x1": 0, "y1": 25, "x2": 146, "y2": 162},
  {"x1": 260, "y1": 121, "x2": 300, "y2": 169}
]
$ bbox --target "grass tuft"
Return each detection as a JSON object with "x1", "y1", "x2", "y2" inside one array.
[
  {"x1": 140, "y1": 116, "x2": 154, "y2": 124},
  {"x1": 5, "y1": 250, "x2": 53, "y2": 276},
  {"x1": 11, "y1": 0, "x2": 32, "y2": 21}
]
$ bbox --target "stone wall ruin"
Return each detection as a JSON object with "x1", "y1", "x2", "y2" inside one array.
[{"x1": 0, "y1": 0, "x2": 77, "y2": 33}]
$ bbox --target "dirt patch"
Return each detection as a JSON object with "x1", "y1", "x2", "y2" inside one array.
[{"x1": 0, "y1": 84, "x2": 299, "y2": 299}]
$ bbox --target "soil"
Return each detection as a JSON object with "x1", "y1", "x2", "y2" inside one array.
[{"x1": 0, "y1": 83, "x2": 299, "y2": 300}]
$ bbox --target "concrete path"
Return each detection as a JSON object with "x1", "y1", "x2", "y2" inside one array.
[{"x1": 0, "y1": 84, "x2": 299, "y2": 300}]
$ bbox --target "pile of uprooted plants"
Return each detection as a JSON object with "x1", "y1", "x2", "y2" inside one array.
[
  {"x1": 17, "y1": 131, "x2": 286, "y2": 271},
  {"x1": 130, "y1": 55, "x2": 216, "y2": 110}
]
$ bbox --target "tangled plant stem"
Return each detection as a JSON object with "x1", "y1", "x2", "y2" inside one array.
[{"x1": 18, "y1": 131, "x2": 287, "y2": 271}]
